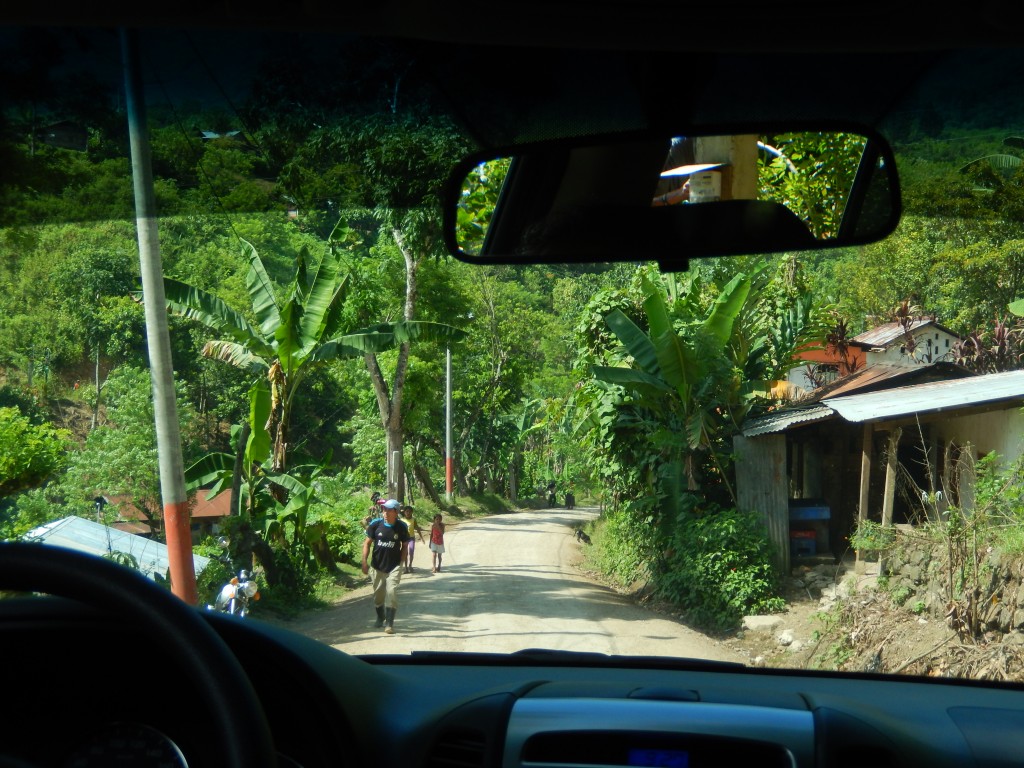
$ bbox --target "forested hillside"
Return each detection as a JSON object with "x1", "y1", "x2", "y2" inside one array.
[{"x1": 4, "y1": 27, "x2": 1024, "y2": 626}]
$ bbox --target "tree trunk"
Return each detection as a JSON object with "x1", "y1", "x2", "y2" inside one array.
[
  {"x1": 455, "y1": 460, "x2": 470, "y2": 495},
  {"x1": 510, "y1": 453, "x2": 519, "y2": 503},
  {"x1": 365, "y1": 227, "x2": 418, "y2": 503},
  {"x1": 268, "y1": 360, "x2": 288, "y2": 474},
  {"x1": 413, "y1": 462, "x2": 442, "y2": 505},
  {"x1": 239, "y1": 520, "x2": 280, "y2": 585},
  {"x1": 386, "y1": 422, "x2": 405, "y2": 500},
  {"x1": 230, "y1": 420, "x2": 251, "y2": 517}
]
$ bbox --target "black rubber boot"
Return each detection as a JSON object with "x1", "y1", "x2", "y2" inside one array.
[
  {"x1": 374, "y1": 605, "x2": 385, "y2": 628},
  {"x1": 384, "y1": 607, "x2": 396, "y2": 634}
]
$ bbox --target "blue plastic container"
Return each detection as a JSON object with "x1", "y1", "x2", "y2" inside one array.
[
  {"x1": 790, "y1": 530, "x2": 817, "y2": 558},
  {"x1": 789, "y1": 505, "x2": 830, "y2": 520}
]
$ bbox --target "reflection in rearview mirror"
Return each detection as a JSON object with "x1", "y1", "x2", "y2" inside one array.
[{"x1": 448, "y1": 130, "x2": 899, "y2": 269}]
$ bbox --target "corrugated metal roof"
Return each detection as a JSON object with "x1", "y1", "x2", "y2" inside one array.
[
  {"x1": 808, "y1": 361, "x2": 973, "y2": 401},
  {"x1": 852, "y1": 319, "x2": 960, "y2": 348},
  {"x1": 809, "y1": 363, "x2": 918, "y2": 399},
  {"x1": 823, "y1": 369, "x2": 1024, "y2": 423},
  {"x1": 24, "y1": 516, "x2": 211, "y2": 581},
  {"x1": 742, "y1": 403, "x2": 836, "y2": 436}
]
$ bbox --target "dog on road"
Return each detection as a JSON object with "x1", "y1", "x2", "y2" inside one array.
[{"x1": 574, "y1": 529, "x2": 592, "y2": 545}]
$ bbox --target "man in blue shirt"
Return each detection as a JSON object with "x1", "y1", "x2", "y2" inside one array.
[{"x1": 361, "y1": 499, "x2": 411, "y2": 634}]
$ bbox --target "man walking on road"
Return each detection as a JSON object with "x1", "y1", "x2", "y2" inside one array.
[{"x1": 362, "y1": 499, "x2": 410, "y2": 634}]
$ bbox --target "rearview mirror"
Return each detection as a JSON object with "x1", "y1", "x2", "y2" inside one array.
[{"x1": 444, "y1": 129, "x2": 900, "y2": 271}]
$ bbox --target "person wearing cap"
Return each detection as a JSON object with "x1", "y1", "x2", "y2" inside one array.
[
  {"x1": 361, "y1": 491, "x2": 386, "y2": 528},
  {"x1": 361, "y1": 499, "x2": 411, "y2": 633}
]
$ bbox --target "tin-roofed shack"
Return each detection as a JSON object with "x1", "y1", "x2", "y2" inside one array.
[
  {"x1": 24, "y1": 516, "x2": 211, "y2": 583},
  {"x1": 736, "y1": 365, "x2": 1024, "y2": 574}
]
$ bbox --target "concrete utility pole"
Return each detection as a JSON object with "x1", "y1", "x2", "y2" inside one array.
[
  {"x1": 445, "y1": 346, "x2": 453, "y2": 502},
  {"x1": 122, "y1": 28, "x2": 198, "y2": 605}
]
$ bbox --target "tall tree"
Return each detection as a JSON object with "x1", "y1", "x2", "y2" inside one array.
[
  {"x1": 361, "y1": 232, "x2": 467, "y2": 500},
  {"x1": 343, "y1": 113, "x2": 471, "y2": 500},
  {"x1": 165, "y1": 239, "x2": 374, "y2": 474},
  {"x1": 163, "y1": 238, "x2": 462, "y2": 480}
]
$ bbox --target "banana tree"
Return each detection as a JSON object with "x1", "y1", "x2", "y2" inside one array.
[
  {"x1": 162, "y1": 238, "x2": 460, "y2": 474},
  {"x1": 592, "y1": 274, "x2": 752, "y2": 512},
  {"x1": 503, "y1": 398, "x2": 544, "y2": 502},
  {"x1": 185, "y1": 380, "x2": 333, "y2": 583}
]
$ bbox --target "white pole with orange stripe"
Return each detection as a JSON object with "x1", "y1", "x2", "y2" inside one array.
[{"x1": 122, "y1": 28, "x2": 198, "y2": 605}]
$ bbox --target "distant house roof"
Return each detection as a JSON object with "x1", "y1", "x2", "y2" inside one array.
[
  {"x1": 23, "y1": 516, "x2": 211, "y2": 581},
  {"x1": 95, "y1": 495, "x2": 154, "y2": 535},
  {"x1": 852, "y1": 319, "x2": 961, "y2": 349},
  {"x1": 191, "y1": 489, "x2": 232, "y2": 518},
  {"x1": 742, "y1": 366, "x2": 1024, "y2": 437},
  {"x1": 95, "y1": 488, "x2": 232, "y2": 534},
  {"x1": 199, "y1": 129, "x2": 242, "y2": 140}
]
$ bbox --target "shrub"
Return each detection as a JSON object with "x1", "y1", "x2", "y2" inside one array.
[
  {"x1": 309, "y1": 475, "x2": 377, "y2": 565},
  {"x1": 652, "y1": 502, "x2": 785, "y2": 633},
  {"x1": 592, "y1": 502, "x2": 656, "y2": 589},
  {"x1": 193, "y1": 538, "x2": 236, "y2": 607},
  {"x1": 850, "y1": 519, "x2": 896, "y2": 554},
  {"x1": 1, "y1": 487, "x2": 67, "y2": 541},
  {"x1": 0, "y1": 407, "x2": 71, "y2": 496}
]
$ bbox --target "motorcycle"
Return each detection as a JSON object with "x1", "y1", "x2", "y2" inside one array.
[{"x1": 208, "y1": 570, "x2": 260, "y2": 617}]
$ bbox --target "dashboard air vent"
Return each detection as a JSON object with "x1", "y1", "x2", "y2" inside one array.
[{"x1": 426, "y1": 727, "x2": 488, "y2": 768}]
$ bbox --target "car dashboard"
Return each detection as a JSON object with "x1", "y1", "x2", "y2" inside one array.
[{"x1": 5, "y1": 596, "x2": 1024, "y2": 768}]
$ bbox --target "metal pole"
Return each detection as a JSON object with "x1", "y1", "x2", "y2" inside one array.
[
  {"x1": 445, "y1": 346, "x2": 453, "y2": 502},
  {"x1": 122, "y1": 28, "x2": 197, "y2": 605}
]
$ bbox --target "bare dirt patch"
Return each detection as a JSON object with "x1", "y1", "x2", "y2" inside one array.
[
  {"x1": 723, "y1": 559, "x2": 1024, "y2": 681},
  {"x1": 726, "y1": 560, "x2": 955, "y2": 673}
]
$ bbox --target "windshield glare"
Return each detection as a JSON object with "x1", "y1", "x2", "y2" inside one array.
[{"x1": 5, "y1": 30, "x2": 1024, "y2": 682}]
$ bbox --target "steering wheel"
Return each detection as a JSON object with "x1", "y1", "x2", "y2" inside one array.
[{"x1": 0, "y1": 541, "x2": 277, "y2": 768}]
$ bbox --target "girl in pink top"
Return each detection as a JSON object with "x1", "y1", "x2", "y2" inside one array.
[{"x1": 429, "y1": 514, "x2": 446, "y2": 573}]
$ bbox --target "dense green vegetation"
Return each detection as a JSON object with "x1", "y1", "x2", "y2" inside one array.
[{"x1": 5, "y1": 30, "x2": 1024, "y2": 629}]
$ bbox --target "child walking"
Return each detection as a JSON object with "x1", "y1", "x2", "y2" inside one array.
[
  {"x1": 401, "y1": 505, "x2": 425, "y2": 573},
  {"x1": 429, "y1": 514, "x2": 446, "y2": 573}
]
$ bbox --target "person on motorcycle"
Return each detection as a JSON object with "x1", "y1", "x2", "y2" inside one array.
[{"x1": 211, "y1": 569, "x2": 260, "y2": 617}]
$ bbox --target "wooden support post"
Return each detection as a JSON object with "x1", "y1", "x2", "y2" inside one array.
[
  {"x1": 855, "y1": 424, "x2": 873, "y2": 574},
  {"x1": 878, "y1": 427, "x2": 902, "y2": 574}
]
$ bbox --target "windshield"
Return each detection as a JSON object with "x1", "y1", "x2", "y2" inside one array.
[{"x1": 4, "y1": 27, "x2": 1024, "y2": 682}]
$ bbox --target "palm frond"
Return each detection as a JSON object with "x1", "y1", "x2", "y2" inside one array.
[
  {"x1": 202, "y1": 340, "x2": 269, "y2": 374},
  {"x1": 242, "y1": 239, "x2": 282, "y2": 338},
  {"x1": 163, "y1": 278, "x2": 271, "y2": 353},
  {"x1": 592, "y1": 364, "x2": 674, "y2": 393},
  {"x1": 604, "y1": 309, "x2": 661, "y2": 376},
  {"x1": 383, "y1": 320, "x2": 469, "y2": 345}
]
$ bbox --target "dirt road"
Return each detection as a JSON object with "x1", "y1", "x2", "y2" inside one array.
[{"x1": 274, "y1": 507, "x2": 743, "y2": 662}]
